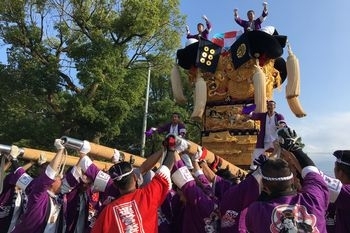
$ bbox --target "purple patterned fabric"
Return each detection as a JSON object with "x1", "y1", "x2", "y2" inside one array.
[
  {"x1": 0, "y1": 167, "x2": 26, "y2": 232},
  {"x1": 172, "y1": 160, "x2": 220, "y2": 232},
  {"x1": 246, "y1": 172, "x2": 329, "y2": 233},
  {"x1": 11, "y1": 171, "x2": 58, "y2": 233},
  {"x1": 220, "y1": 175, "x2": 260, "y2": 233}
]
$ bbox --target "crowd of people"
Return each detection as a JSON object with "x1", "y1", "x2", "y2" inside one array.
[
  {"x1": 0, "y1": 111, "x2": 349, "y2": 232},
  {"x1": 1, "y1": 2, "x2": 349, "y2": 233}
]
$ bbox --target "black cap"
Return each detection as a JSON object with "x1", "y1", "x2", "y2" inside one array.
[{"x1": 333, "y1": 150, "x2": 350, "y2": 166}]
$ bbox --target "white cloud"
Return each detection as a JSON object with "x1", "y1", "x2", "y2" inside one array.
[{"x1": 289, "y1": 112, "x2": 350, "y2": 154}]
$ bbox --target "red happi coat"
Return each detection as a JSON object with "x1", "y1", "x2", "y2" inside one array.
[{"x1": 91, "y1": 167, "x2": 170, "y2": 233}]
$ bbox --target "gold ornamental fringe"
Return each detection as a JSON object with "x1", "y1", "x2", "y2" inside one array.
[
  {"x1": 287, "y1": 96, "x2": 307, "y2": 118},
  {"x1": 170, "y1": 64, "x2": 187, "y2": 104},
  {"x1": 191, "y1": 72, "x2": 207, "y2": 121},
  {"x1": 286, "y1": 43, "x2": 301, "y2": 98},
  {"x1": 252, "y1": 62, "x2": 267, "y2": 113}
]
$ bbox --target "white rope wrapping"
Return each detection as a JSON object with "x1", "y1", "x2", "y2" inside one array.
[
  {"x1": 58, "y1": 149, "x2": 67, "y2": 178},
  {"x1": 262, "y1": 173, "x2": 293, "y2": 181}
]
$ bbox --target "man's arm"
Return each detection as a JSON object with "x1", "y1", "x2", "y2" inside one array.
[
  {"x1": 233, "y1": 9, "x2": 247, "y2": 28},
  {"x1": 202, "y1": 15, "x2": 212, "y2": 32},
  {"x1": 139, "y1": 149, "x2": 163, "y2": 175},
  {"x1": 257, "y1": 3, "x2": 268, "y2": 23},
  {"x1": 49, "y1": 139, "x2": 66, "y2": 175}
]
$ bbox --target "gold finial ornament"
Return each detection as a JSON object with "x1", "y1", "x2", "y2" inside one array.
[{"x1": 237, "y1": 43, "x2": 246, "y2": 58}]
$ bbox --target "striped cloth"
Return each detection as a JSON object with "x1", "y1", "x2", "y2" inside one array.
[{"x1": 211, "y1": 30, "x2": 243, "y2": 51}]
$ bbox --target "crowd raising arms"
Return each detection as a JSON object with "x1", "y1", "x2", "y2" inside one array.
[{"x1": 1, "y1": 2, "x2": 349, "y2": 233}]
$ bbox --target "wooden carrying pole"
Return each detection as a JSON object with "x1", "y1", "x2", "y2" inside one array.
[
  {"x1": 0, "y1": 144, "x2": 113, "y2": 171},
  {"x1": 60, "y1": 136, "x2": 147, "y2": 167},
  {"x1": 61, "y1": 136, "x2": 248, "y2": 175},
  {"x1": 2, "y1": 137, "x2": 248, "y2": 175}
]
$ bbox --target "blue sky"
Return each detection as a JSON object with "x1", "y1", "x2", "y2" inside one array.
[{"x1": 180, "y1": 0, "x2": 350, "y2": 155}]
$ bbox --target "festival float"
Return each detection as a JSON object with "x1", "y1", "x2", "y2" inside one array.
[
  {"x1": 172, "y1": 26, "x2": 306, "y2": 170},
  {"x1": 0, "y1": 26, "x2": 307, "y2": 177}
]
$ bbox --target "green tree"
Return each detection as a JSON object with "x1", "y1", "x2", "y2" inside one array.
[{"x1": 0, "y1": 0, "x2": 187, "y2": 152}]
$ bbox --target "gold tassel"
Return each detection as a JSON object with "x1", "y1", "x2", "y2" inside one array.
[
  {"x1": 190, "y1": 71, "x2": 207, "y2": 122},
  {"x1": 170, "y1": 64, "x2": 187, "y2": 104},
  {"x1": 253, "y1": 60, "x2": 267, "y2": 113},
  {"x1": 286, "y1": 42, "x2": 301, "y2": 98},
  {"x1": 287, "y1": 96, "x2": 307, "y2": 118}
]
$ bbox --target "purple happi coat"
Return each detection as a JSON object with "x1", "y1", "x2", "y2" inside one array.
[
  {"x1": 158, "y1": 189, "x2": 184, "y2": 233},
  {"x1": 171, "y1": 159, "x2": 220, "y2": 233},
  {"x1": 246, "y1": 170, "x2": 329, "y2": 233},
  {"x1": 11, "y1": 166, "x2": 62, "y2": 233},
  {"x1": 219, "y1": 173, "x2": 260, "y2": 233},
  {"x1": 331, "y1": 184, "x2": 350, "y2": 232},
  {"x1": 0, "y1": 167, "x2": 31, "y2": 233},
  {"x1": 250, "y1": 112, "x2": 284, "y2": 149}
]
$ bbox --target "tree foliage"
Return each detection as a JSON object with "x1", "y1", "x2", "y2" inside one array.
[{"x1": 0, "y1": 0, "x2": 192, "y2": 154}]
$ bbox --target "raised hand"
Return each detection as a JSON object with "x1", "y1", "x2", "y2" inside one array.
[
  {"x1": 9, "y1": 145, "x2": 21, "y2": 160},
  {"x1": 163, "y1": 134, "x2": 176, "y2": 151},
  {"x1": 38, "y1": 152, "x2": 47, "y2": 165},
  {"x1": 253, "y1": 154, "x2": 268, "y2": 167},
  {"x1": 54, "y1": 139, "x2": 65, "y2": 150},
  {"x1": 145, "y1": 127, "x2": 157, "y2": 137},
  {"x1": 233, "y1": 8, "x2": 238, "y2": 17},
  {"x1": 277, "y1": 127, "x2": 305, "y2": 151},
  {"x1": 263, "y1": 2, "x2": 268, "y2": 11},
  {"x1": 186, "y1": 25, "x2": 190, "y2": 32},
  {"x1": 164, "y1": 134, "x2": 189, "y2": 153},
  {"x1": 202, "y1": 15, "x2": 208, "y2": 21},
  {"x1": 242, "y1": 104, "x2": 256, "y2": 115}
]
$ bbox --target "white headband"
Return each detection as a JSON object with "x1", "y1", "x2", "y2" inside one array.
[
  {"x1": 111, "y1": 169, "x2": 134, "y2": 181},
  {"x1": 262, "y1": 173, "x2": 294, "y2": 181},
  {"x1": 336, "y1": 158, "x2": 350, "y2": 166}
]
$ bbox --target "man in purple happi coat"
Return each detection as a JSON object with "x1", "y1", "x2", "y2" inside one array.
[
  {"x1": 219, "y1": 166, "x2": 261, "y2": 232},
  {"x1": 245, "y1": 127, "x2": 329, "y2": 233},
  {"x1": 158, "y1": 188, "x2": 184, "y2": 233},
  {"x1": 186, "y1": 15, "x2": 212, "y2": 41},
  {"x1": 234, "y1": 2, "x2": 268, "y2": 32},
  {"x1": 11, "y1": 139, "x2": 79, "y2": 233},
  {"x1": 0, "y1": 146, "x2": 33, "y2": 233},
  {"x1": 321, "y1": 150, "x2": 350, "y2": 233},
  {"x1": 247, "y1": 100, "x2": 285, "y2": 170},
  {"x1": 171, "y1": 150, "x2": 220, "y2": 232},
  {"x1": 148, "y1": 112, "x2": 187, "y2": 138},
  {"x1": 64, "y1": 166, "x2": 97, "y2": 233}
]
